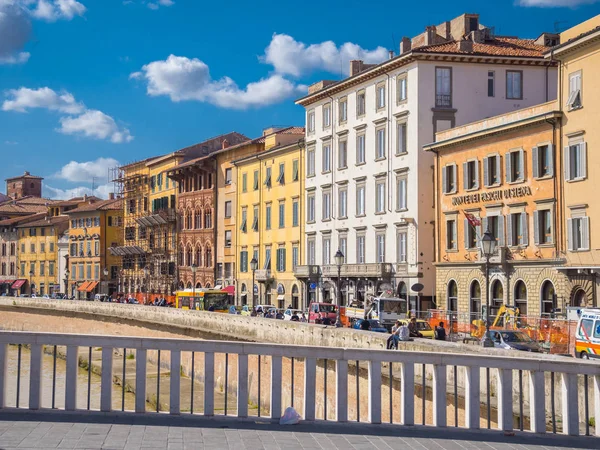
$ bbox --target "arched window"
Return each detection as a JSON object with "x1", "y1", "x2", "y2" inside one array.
[
  {"x1": 186, "y1": 281, "x2": 192, "y2": 289},
  {"x1": 185, "y1": 210, "x2": 192, "y2": 230},
  {"x1": 541, "y1": 280, "x2": 555, "y2": 317},
  {"x1": 205, "y1": 247, "x2": 212, "y2": 267},
  {"x1": 195, "y1": 246, "x2": 202, "y2": 267},
  {"x1": 571, "y1": 289, "x2": 587, "y2": 307},
  {"x1": 292, "y1": 284, "x2": 300, "y2": 309},
  {"x1": 205, "y1": 209, "x2": 212, "y2": 229},
  {"x1": 196, "y1": 282, "x2": 202, "y2": 289},
  {"x1": 398, "y1": 281, "x2": 407, "y2": 301},
  {"x1": 470, "y1": 280, "x2": 481, "y2": 317},
  {"x1": 491, "y1": 280, "x2": 503, "y2": 314},
  {"x1": 186, "y1": 245, "x2": 193, "y2": 267},
  {"x1": 178, "y1": 245, "x2": 184, "y2": 266},
  {"x1": 447, "y1": 280, "x2": 458, "y2": 313},
  {"x1": 205, "y1": 282, "x2": 211, "y2": 289},
  {"x1": 514, "y1": 281, "x2": 527, "y2": 317},
  {"x1": 195, "y1": 208, "x2": 202, "y2": 229}
]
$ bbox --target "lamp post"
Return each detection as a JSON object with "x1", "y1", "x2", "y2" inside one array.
[
  {"x1": 481, "y1": 227, "x2": 496, "y2": 348},
  {"x1": 29, "y1": 270, "x2": 34, "y2": 296},
  {"x1": 191, "y1": 264, "x2": 198, "y2": 298},
  {"x1": 64, "y1": 268, "x2": 70, "y2": 299},
  {"x1": 334, "y1": 249, "x2": 344, "y2": 327},
  {"x1": 143, "y1": 266, "x2": 149, "y2": 305},
  {"x1": 250, "y1": 257, "x2": 258, "y2": 307},
  {"x1": 103, "y1": 267, "x2": 109, "y2": 296}
]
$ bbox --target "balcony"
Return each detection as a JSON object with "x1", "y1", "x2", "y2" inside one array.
[
  {"x1": 254, "y1": 269, "x2": 273, "y2": 282},
  {"x1": 477, "y1": 246, "x2": 506, "y2": 265},
  {"x1": 295, "y1": 263, "x2": 394, "y2": 279},
  {"x1": 435, "y1": 94, "x2": 452, "y2": 108}
]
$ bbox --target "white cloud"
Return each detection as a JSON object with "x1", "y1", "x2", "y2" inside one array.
[
  {"x1": 2, "y1": 87, "x2": 133, "y2": 143},
  {"x1": 2, "y1": 87, "x2": 85, "y2": 113},
  {"x1": 0, "y1": 51, "x2": 29, "y2": 64},
  {"x1": 517, "y1": 0, "x2": 599, "y2": 6},
  {"x1": 147, "y1": 0, "x2": 174, "y2": 9},
  {"x1": 54, "y1": 157, "x2": 119, "y2": 183},
  {"x1": 30, "y1": 0, "x2": 86, "y2": 22},
  {"x1": 4, "y1": 140, "x2": 18, "y2": 145},
  {"x1": 131, "y1": 54, "x2": 304, "y2": 109},
  {"x1": 262, "y1": 33, "x2": 389, "y2": 77},
  {"x1": 45, "y1": 183, "x2": 114, "y2": 200},
  {"x1": 58, "y1": 110, "x2": 133, "y2": 143},
  {"x1": 0, "y1": 1, "x2": 32, "y2": 62}
]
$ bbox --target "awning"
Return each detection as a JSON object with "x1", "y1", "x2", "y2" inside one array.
[
  {"x1": 11, "y1": 280, "x2": 26, "y2": 289},
  {"x1": 86, "y1": 281, "x2": 99, "y2": 292},
  {"x1": 77, "y1": 281, "x2": 91, "y2": 292},
  {"x1": 0, "y1": 279, "x2": 15, "y2": 285},
  {"x1": 223, "y1": 285, "x2": 235, "y2": 295}
]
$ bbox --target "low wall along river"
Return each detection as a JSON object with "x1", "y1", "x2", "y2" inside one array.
[{"x1": 0, "y1": 298, "x2": 596, "y2": 432}]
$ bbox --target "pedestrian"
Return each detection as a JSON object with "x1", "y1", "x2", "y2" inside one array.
[
  {"x1": 434, "y1": 321, "x2": 447, "y2": 341},
  {"x1": 387, "y1": 320, "x2": 402, "y2": 349},
  {"x1": 408, "y1": 317, "x2": 423, "y2": 338},
  {"x1": 360, "y1": 319, "x2": 371, "y2": 331},
  {"x1": 300, "y1": 313, "x2": 307, "y2": 322}
]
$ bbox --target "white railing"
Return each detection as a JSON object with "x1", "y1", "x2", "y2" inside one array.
[{"x1": 0, "y1": 331, "x2": 599, "y2": 437}]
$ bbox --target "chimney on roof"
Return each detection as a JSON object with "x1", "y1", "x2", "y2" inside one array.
[
  {"x1": 425, "y1": 26, "x2": 437, "y2": 46},
  {"x1": 388, "y1": 50, "x2": 394, "y2": 60},
  {"x1": 469, "y1": 29, "x2": 487, "y2": 44},
  {"x1": 399, "y1": 37, "x2": 411, "y2": 54},
  {"x1": 457, "y1": 39, "x2": 473, "y2": 52},
  {"x1": 349, "y1": 60, "x2": 364, "y2": 76},
  {"x1": 83, "y1": 194, "x2": 87, "y2": 202},
  {"x1": 222, "y1": 139, "x2": 229, "y2": 149},
  {"x1": 24, "y1": 171, "x2": 30, "y2": 176},
  {"x1": 109, "y1": 193, "x2": 115, "y2": 200}
]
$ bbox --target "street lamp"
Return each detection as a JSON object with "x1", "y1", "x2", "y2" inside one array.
[
  {"x1": 191, "y1": 264, "x2": 198, "y2": 299},
  {"x1": 480, "y1": 227, "x2": 497, "y2": 348},
  {"x1": 103, "y1": 267, "x2": 109, "y2": 296},
  {"x1": 143, "y1": 266, "x2": 150, "y2": 305},
  {"x1": 250, "y1": 257, "x2": 258, "y2": 307},
  {"x1": 28, "y1": 270, "x2": 34, "y2": 296},
  {"x1": 334, "y1": 249, "x2": 344, "y2": 327},
  {"x1": 64, "y1": 268, "x2": 70, "y2": 299}
]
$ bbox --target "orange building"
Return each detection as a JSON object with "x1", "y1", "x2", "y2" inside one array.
[{"x1": 426, "y1": 102, "x2": 569, "y2": 319}]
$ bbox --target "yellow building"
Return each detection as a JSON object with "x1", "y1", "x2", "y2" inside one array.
[
  {"x1": 65, "y1": 197, "x2": 123, "y2": 299},
  {"x1": 549, "y1": 14, "x2": 600, "y2": 306},
  {"x1": 233, "y1": 137, "x2": 305, "y2": 308},
  {"x1": 16, "y1": 215, "x2": 69, "y2": 296}
]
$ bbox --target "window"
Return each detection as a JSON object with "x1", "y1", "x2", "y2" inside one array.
[
  {"x1": 506, "y1": 70, "x2": 523, "y2": 100},
  {"x1": 205, "y1": 209, "x2": 212, "y2": 228},
  {"x1": 94, "y1": 241, "x2": 99, "y2": 256},
  {"x1": 376, "y1": 128, "x2": 386, "y2": 159},
  {"x1": 396, "y1": 177, "x2": 407, "y2": 211},
  {"x1": 446, "y1": 219, "x2": 457, "y2": 250},
  {"x1": 567, "y1": 71, "x2": 582, "y2": 109},
  {"x1": 338, "y1": 140, "x2": 347, "y2": 169},
  {"x1": 564, "y1": 142, "x2": 587, "y2": 181},
  {"x1": 40, "y1": 243, "x2": 45, "y2": 253},
  {"x1": 356, "y1": 183, "x2": 365, "y2": 216},
  {"x1": 30, "y1": 243, "x2": 35, "y2": 253},
  {"x1": 356, "y1": 234, "x2": 365, "y2": 264},
  {"x1": 508, "y1": 212, "x2": 528, "y2": 247},
  {"x1": 442, "y1": 164, "x2": 457, "y2": 194},
  {"x1": 506, "y1": 149, "x2": 525, "y2": 183},
  {"x1": 292, "y1": 159, "x2": 299, "y2": 181},
  {"x1": 396, "y1": 122, "x2": 407, "y2": 155},
  {"x1": 224, "y1": 201, "x2": 232, "y2": 218},
  {"x1": 86, "y1": 263, "x2": 92, "y2": 280},
  {"x1": 376, "y1": 83, "x2": 386, "y2": 109},
  {"x1": 397, "y1": 231, "x2": 407, "y2": 262},
  {"x1": 40, "y1": 262, "x2": 45, "y2": 277},
  {"x1": 568, "y1": 216, "x2": 590, "y2": 251},
  {"x1": 483, "y1": 155, "x2": 501, "y2": 187},
  {"x1": 307, "y1": 194, "x2": 315, "y2": 223},
  {"x1": 323, "y1": 103, "x2": 331, "y2": 128},
  {"x1": 376, "y1": 180, "x2": 386, "y2": 214},
  {"x1": 307, "y1": 148, "x2": 316, "y2": 177},
  {"x1": 488, "y1": 71, "x2": 495, "y2": 97},
  {"x1": 356, "y1": 133, "x2": 366, "y2": 164},
  {"x1": 534, "y1": 209, "x2": 553, "y2": 245},
  {"x1": 21, "y1": 244, "x2": 25, "y2": 253},
  {"x1": 240, "y1": 250, "x2": 248, "y2": 273},
  {"x1": 397, "y1": 75, "x2": 407, "y2": 103},
  {"x1": 292, "y1": 245, "x2": 299, "y2": 268},
  {"x1": 278, "y1": 202, "x2": 285, "y2": 228},
  {"x1": 356, "y1": 90, "x2": 366, "y2": 117},
  {"x1": 240, "y1": 208, "x2": 247, "y2": 233},
  {"x1": 464, "y1": 218, "x2": 479, "y2": 249},
  {"x1": 276, "y1": 163, "x2": 285, "y2": 184},
  {"x1": 276, "y1": 247, "x2": 286, "y2": 272},
  {"x1": 435, "y1": 67, "x2": 452, "y2": 107},
  {"x1": 482, "y1": 215, "x2": 505, "y2": 247},
  {"x1": 308, "y1": 110, "x2": 315, "y2": 133},
  {"x1": 339, "y1": 97, "x2": 348, "y2": 123},
  {"x1": 338, "y1": 187, "x2": 347, "y2": 219},
  {"x1": 307, "y1": 238, "x2": 316, "y2": 265},
  {"x1": 322, "y1": 144, "x2": 331, "y2": 172},
  {"x1": 339, "y1": 237, "x2": 347, "y2": 263},
  {"x1": 252, "y1": 206, "x2": 259, "y2": 231},
  {"x1": 253, "y1": 170, "x2": 259, "y2": 190},
  {"x1": 265, "y1": 204, "x2": 272, "y2": 230},
  {"x1": 264, "y1": 167, "x2": 272, "y2": 187},
  {"x1": 21, "y1": 263, "x2": 25, "y2": 276},
  {"x1": 376, "y1": 233, "x2": 386, "y2": 263},
  {"x1": 322, "y1": 190, "x2": 331, "y2": 220},
  {"x1": 225, "y1": 230, "x2": 232, "y2": 248},
  {"x1": 322, "y1": 237, "x2": 331, "y2": 265},
  {"x1": 463, "y1": 160, "x2": 479, "y2": 190},
  {"x1": 292, "y1": 198, "x2": 300, "y2": 227},
  {"x1": 533, "y1": 145, "x2": 553, "y2": 178},
  {"x1": 242, "y1": 173, "x2": 247, "y2": 193},
  {"x1": 264, "y1": 246, "x2": 271, "y2": 270}
]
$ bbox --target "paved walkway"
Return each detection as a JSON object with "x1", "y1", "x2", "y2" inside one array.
[{"x1": 0, "y1": 411, "x2": 598, "y2": 450}]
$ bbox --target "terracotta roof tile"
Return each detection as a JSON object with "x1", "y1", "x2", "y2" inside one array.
[
  {"x1": 16, "y1": 215, "x2": 69, "y2": 228},
  {"x1": 415, "y1": 37, "x2": 548, "y2": 58},
  {"x1": 0, "y1": 212, "x2": 47, "y2": 227},
  {"x1": 65, "y1": 198, "x2": 123, "y2": 214}
]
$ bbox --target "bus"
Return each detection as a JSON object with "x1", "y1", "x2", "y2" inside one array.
[{"x1": 175, "y1": 288, "x2": 233, "y2": 312}]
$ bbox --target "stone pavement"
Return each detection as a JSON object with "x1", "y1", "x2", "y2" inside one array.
[{"x1": 0, "y1": 411, "x2": 598, "y2": 450}]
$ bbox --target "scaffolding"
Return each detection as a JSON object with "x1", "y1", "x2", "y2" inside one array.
[{"x1": 109, "y1": 160, "x2": 178, "y2": 303}]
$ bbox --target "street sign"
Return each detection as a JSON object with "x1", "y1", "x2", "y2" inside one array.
[
  {"x1": 309, "y1": 282, "x2": 317, "y2": 290},
  {"x1": 411, "y1": 283, "x2": 424, "y2": 293}
]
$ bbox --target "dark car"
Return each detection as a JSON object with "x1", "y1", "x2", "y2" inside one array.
[
  {"x1": 489, "y1": 330, "x2": 543, "y2": 352},
  {"x1": 352, "y1": 319, "x2": 388, "y2": 333}
]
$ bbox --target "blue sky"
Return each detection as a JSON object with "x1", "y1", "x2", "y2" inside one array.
[{"x1": 1, "y1": 0, "x2": 599, "y2": 199}]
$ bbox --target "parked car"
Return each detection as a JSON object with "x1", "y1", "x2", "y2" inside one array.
[
  {"x1": 42, "y1": 295, "x2": 50, "y2": 299},
  {"x1": 489, "y1": 330, "x2": 543, "y2": 352},
  {"x1": 283, "y1": 309, "x2": 303, "y2": 321},
  {"x1": 352, "y1": 319, "x2": 388, "y2": 333},
  {"x1": 395, "y1": 319, "x2": 435, "y2": 339}
]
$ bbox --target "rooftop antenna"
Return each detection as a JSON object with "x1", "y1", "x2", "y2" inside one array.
[
  {"x1": 91, "y1": 177, "x2": 98, "y2": 194},
  {"x1": 391, "y1": 33, "x2": 397, "y2": 54}
]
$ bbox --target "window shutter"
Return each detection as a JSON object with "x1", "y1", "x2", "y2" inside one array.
[
  {"x1": 483, "y1": 157, "x2": 489, "y2": 186},
  {"x1": 442, "y1": 167, "x2": 447, "y2": 194},
  {"x1": 464, "y1": 219, "x2": 470, "y2": 249},
  {"x1": 519, "y1": 149, "x2": 525, "y2": 180},
  {"x1": 564, "y1": 146, "x2": 571, "y2": 181},
  {"x1": 463, "y1": 162, "x2": 468, "y2": 190},
  {"x1": 474, "y1": 161, "x2": 479, "y2": 189},
  {"x1": 567, "y1": 218, "x2": 574, "y2": 251},
  {"x1": 533, "y1": 211, "x2": 540, "y2": 245},
  {"x1": 506, "y1": 214, "x2": 513, "y2": 247},
  {"x1": 580, "y1": 142, "x2": 587, "y2": 179},
  {"x1": 532, "y1": 147, "x2": 539, "y2": 178},
  {"x1": 282, "y1": 249, "x2": 286, "y2": 272},
  {"x1": 547, "y1": 145, "x2": 554, "y2": 177},
  {"x1": 505, "y1": 153, "x2": 512, "y2": 183},
  {"x1": 452, "y1": 164, "x2": 458, "y2": 193},
  {"x1": 452, "y1": 221, "x2": 457, "y2": 249},
  {"x1": 581, "y1": 217, "x2": 590, "y2": 251},
  {"x1": 498, "y1": 216, "x2": 505, "y2": 247},
  {"x1": 521, "y1": 213, "x2": 528, "y2": 247}
]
